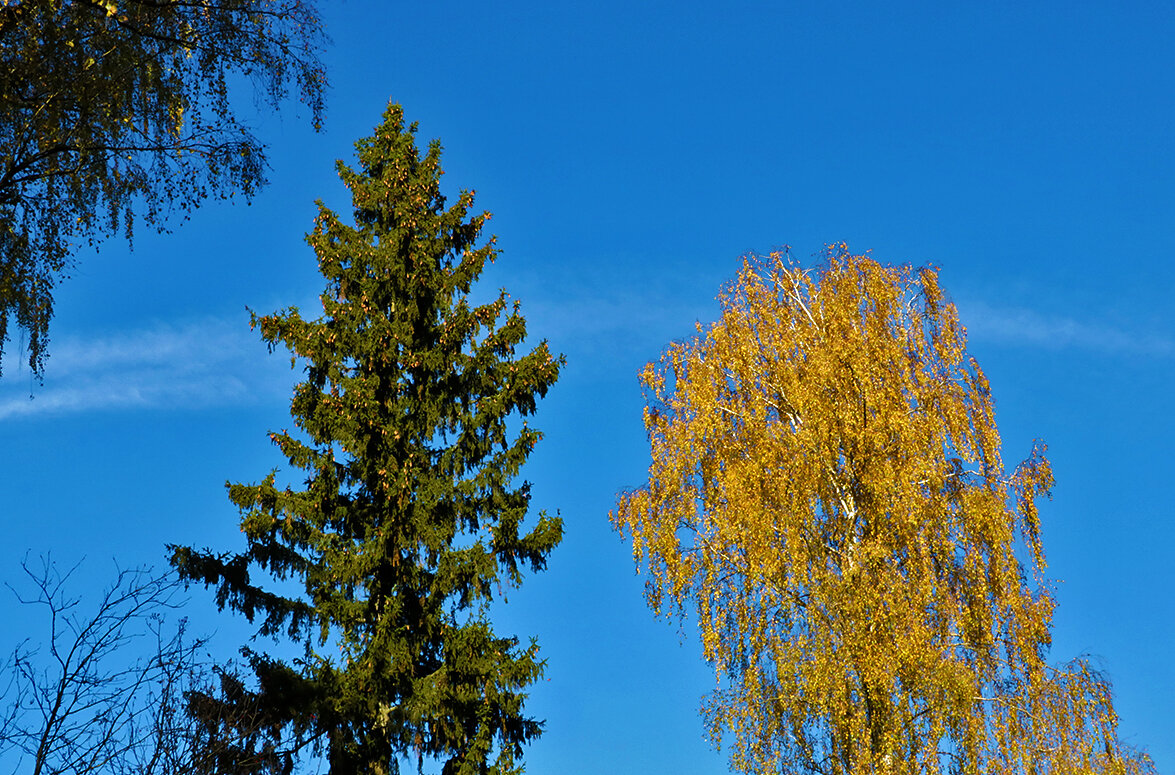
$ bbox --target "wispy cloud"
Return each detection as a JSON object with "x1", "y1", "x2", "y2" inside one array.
[
  {"x1": 523, "y1": 285, "x2": 1175, "y2": 365},
  {"x1": 523, "y1": 290, "x2": 713, "y2": 356},
  {"x1": 499, "y1": 262, "x2": 726, "y2": 364},
  {"x1": 10, "y1": 293, "x2": 1153, "y2": 421},
  {"x1": 958, "y1": 300, "x2": 1175, "y2": 358},
  {"x1": 0, "y1": 317, "x2": 295, "y2": 420}
]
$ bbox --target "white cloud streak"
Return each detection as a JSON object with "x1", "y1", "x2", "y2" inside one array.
[
  {"x1": 0, "y1": 317, "x2": 295, "y2": 420},
  {"x1": 525, "y1": 284, "x2": 1175, "y2": 365},
  {"x1": 524, "y1": 291, "x2": 710, "y2": 353},
  {"x1": 3, "y1": 295, "x2": 1164, "y2": 421},
  {"x1": 958, "y1": 300, "x2": 1175, "y2": 358}
]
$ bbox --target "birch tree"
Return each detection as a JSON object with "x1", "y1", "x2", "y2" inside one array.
[
  {"x1": 0, "y1": 0, "x2": 326, "y2": 377},
  {"x1": 613, "y1": 247, "x2": 1153, "y2": 775}
]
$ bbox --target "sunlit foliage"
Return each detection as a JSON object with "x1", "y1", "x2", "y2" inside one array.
[
  {"x1": 170, "y1": 104, "x2": 562, "y2": 775},
  {"x1": 0, "y1": 0, "x2": 326, "y2": 377},
  {"x1": 613, "y1": 247, "x2": 1153, "y2": 775}
]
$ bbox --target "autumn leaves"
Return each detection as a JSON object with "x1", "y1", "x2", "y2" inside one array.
[{"x1": 612, "y1": 248, "x2": 1153, "y2": 775}]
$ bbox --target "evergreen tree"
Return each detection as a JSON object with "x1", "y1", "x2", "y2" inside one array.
[{"x1": 170, "y1": 103, "x2": 563, "y2": 775}]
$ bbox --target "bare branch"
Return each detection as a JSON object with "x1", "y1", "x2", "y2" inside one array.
[{"x1": 0, "y1": 556, "x2": 296, "y2": 775}]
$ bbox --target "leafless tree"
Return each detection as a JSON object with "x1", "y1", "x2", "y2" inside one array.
[{"x1": 0, "y1": 556, "x2": 293, "y2": 775}]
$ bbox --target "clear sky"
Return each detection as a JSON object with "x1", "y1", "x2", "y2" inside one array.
[{"x1": 2, "y1": 1, "x2": 1172, "y2": 771}]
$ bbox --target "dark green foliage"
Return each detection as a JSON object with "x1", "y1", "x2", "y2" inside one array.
[
  {"x1": 0, "y1": 0, "x2": 326, "y2": 378},
  {"x1": 170, "y1": 103, "x2": 563, "y2": 775}
]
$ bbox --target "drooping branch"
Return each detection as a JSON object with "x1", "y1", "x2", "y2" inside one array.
[{"x1": 0, "y1": 0, "x2": 327, "y2": 378}]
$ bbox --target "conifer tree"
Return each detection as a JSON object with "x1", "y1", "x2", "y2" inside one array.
[{"x1": 170, "y1": 103, "x2": 563, "y2": 775}]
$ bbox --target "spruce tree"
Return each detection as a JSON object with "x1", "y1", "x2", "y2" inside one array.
[{"x1": 170, "y1": 103, "x2": 563, "y2": 775}]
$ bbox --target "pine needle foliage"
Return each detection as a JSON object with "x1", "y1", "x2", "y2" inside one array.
[
  {"x1": 613, "y1": 247, "x2": 1154, "y2": 775},
  {"x1": 170, "y1": 103, "x2": 563, "y2": 775}
]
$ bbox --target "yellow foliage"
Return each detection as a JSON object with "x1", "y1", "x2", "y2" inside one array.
[{"x1": 612, "y1": 247, "x2": 1153, "y2": 775}]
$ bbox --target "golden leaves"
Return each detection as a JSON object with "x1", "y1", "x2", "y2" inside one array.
[{"x1": 613, "y1": 247, "x2": 1152, "y2": 775}]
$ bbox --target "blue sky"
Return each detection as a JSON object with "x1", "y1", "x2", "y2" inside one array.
[{"x1": 2, "y1": 0, "x2": 1173, "y2": 771}]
